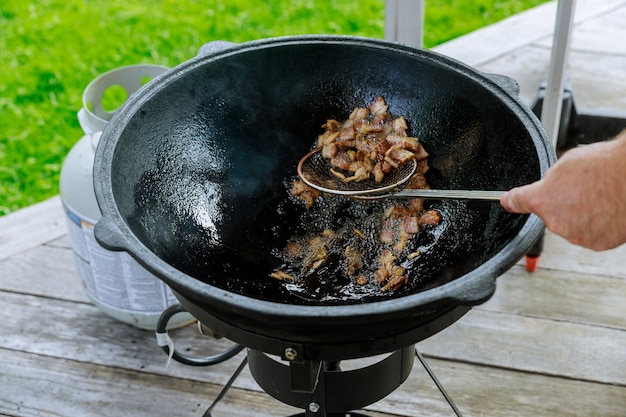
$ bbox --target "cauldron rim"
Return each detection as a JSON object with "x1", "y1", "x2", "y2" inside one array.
[{"x1": 93, "y1": 35, "x2": 553, "y2": 342}]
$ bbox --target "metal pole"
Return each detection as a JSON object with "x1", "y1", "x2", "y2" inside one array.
[
  {"x1": 541, "y1": 0, "x2": 577, "y2": 148},
  {"x1": 385, "y1": 0, "x2": 424, "y2": 48}
]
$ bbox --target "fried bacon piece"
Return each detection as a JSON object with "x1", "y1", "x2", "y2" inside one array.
[
  {"x1": 303, "y1": 236, "x2": 329, "y2": 270},
  {"x1": 380, "y1": 192, "x2": 442, "y2": 254},
  {"x1": 381, "y1": 274, "x2": 409, "y2": 292},
  {"x1": 355, "y1": 275, "x2": 368, "y2": 285},
  {"x1": 270, "y1": 270, "x2": 295, "y2": 281},
  {"x1": 374, "y1": 249, "x2": 408, "y2": 292},
  {"x1": 419, "y1": 210, "x2": 442, "y2": 226},
  {"x1": 344, "y1": 246, "x2": 363, "y2": 276},
  {"x1": 290, "y1": 180, "x2": 321, "y2": 209},
  {"x1": 285, "y1": 241, "x2": 303, "y2": 259}
]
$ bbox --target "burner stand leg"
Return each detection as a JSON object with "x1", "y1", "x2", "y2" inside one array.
[
  {"x1": 202, "y1": 355, "x2": 249, "y2": 417},
  {"x1": 415, "y1": 347, "x2": 463, "y2": 417}
]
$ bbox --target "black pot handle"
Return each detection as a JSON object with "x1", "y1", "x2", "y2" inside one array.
[
  {"x1": 94, "y1": 215, "x2": 131, "y2": 252},
  {"x1": 443, "y1": 274, "x2": 497, "y2": 306},
  {"x1": 484, "y1": 73, "x2": 520, "y2": 97},
  {"x1": 197, "y1": 40, "x2": 238, "y2": 58}
]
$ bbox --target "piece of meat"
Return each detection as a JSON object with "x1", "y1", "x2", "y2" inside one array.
[
  {"x1": 349, "y1": 107, "x2": 370, "y2": 121},
  {"x1": 388, "y1": 148, "x2": 415, "y2": 164},
  {"x1": 318, "y1": 130, "x2": 340, "y2": 147},
  {"x1": 419, "y1": 210, "x2": 442, "y2": 226},
  {"x1": 270, "y1": 270, "x2": 295, "y2": 281},
  {"x1": 290, "y1": 180, "x2": 321, "y2": 209},
  {"x1": 392, "y1": 116, "x2": 408, "y2": 133},
  {"x1": 355, "y1": 275, "x2": 368, "y2": 285},
  {"x1": 400, "y1": 216, "x2": 421, "y2": 235},
  {"x1": 404, "y1": 171, "x2": 429, "y2": 190},
  {"x1": 373, "y1": 268, "x2": 389, "y2": 283},
  {"x1": 386, "y1": 135, "x2": 420, "y2": 152},
  {"x1": 407, "y1": 198, "x2": 425, "y2": 214},
  {"x1": 380, "y1": 273, "x2": 408, "y2": 292},
  {"x1": 378, "y1": 227, "x2": 395, "y2": 244},
  {"x1": 285, "y1": 242, "x2": 303, "y2": 259},
  {"x1": 303, "y1": 236, "x2": 328, "y2": 270},
  {"x1": 413, "y1": 143, "x2": 429, "y2": 161},
  {"x1": 330, "y1": 151, "x2": 352, "y2": 171},
  {"x1": 373, "y1": 161, "x2": 385, "y2": 183},
  {"x1": 322, "y1": 119, "x2": 340, "y2": 132},
  {"x1": 369, "y1": 95, "x2": 389, "y2": 117},
  {"x1": 344, "y1": 246, "x2": 363, "y2": 276},
  {"x1": 322, "y1": 143, "x2": 338, "y2": 159}
]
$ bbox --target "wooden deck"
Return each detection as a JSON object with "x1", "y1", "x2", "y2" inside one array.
[{"x1": 2, "y1": 1, "x2": 626, "y2": 416}]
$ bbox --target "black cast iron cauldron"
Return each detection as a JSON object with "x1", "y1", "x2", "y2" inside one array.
[{"x1": 93, "y1": 36, "x2": 555, "y2": 360}]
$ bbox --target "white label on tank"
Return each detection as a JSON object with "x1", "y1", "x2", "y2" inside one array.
[{"x1": 63, "y1": 203, "x2": 177, "y2": 312}]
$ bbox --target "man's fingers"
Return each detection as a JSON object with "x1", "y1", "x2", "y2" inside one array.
[{"x1": 500, "y1": 183, "x2": 539, "y2": 214}]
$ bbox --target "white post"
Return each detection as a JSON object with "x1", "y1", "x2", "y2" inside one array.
[
  {"x1": 541, "y1": 0, "x2": 577, "y2": 148},
  {"x1": 384, "y1": 0, "x2": 424, "y2": 48}
]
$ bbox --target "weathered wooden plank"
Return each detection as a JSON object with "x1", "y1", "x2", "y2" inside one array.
[
  {"x1": 2, "y1": 345, "x2": 625, "y2": 417},
  {"x1": 0, "y1": 291, "x2": 205, "y2": 379},
  {"x1": 1, "y1": 288, "x2": 624, "y2": 388},
  {"x1": 564, "y1": 51, "x2": 626, "y2": 113},
  {"x1": 468, "y1": 44, "x2": 551, "y2": 106},
  {"x1": 434, "y1": 1, "x2": 556, "y2": 66},
  {"x1": 537, "y1": 3, "x2": 626, "y2": 56},
  {"x1": 535, "y1": 231, "x2": 626, "y2": 279},
  {"x1": 438, "y1": 0, "x2": 626, "y2": 117},
  {"x1": 0, "y1": 196, "x2": 66, "y2": 261},
  {"x1": 385, "y1": 353, "x2": 626, "y2": 417},
  {"x1": 0, "y1": 348, "x2": 304, "y2": 417},
  {"x1": 433, "y1": 0, "x2": 626, "y2": 67},
  {"x1": 485, "y1": 263, "x2": 626, "y2": 329},
  {"x1": 475, "y1": 41, "x2": 626, "y2": 117},
  {"x1": 0, "y1": 242, "x2": 88, "y2": 303},
  {"x1": 44, "y1": 234, "x2": 71, "y2": 249},
  {"x1": 421, "y1": 307, "x2": 626, "y2": 386}
]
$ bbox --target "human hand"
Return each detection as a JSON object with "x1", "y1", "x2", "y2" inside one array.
[{"x1": 501, "y1": 130, "x2": 626, "y2": 251}]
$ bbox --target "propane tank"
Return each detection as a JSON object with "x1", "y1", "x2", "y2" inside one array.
[{"x1": 60, "y1": 65, "x2": 193, "y2": 330}]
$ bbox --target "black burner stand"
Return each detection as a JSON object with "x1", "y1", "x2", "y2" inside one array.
[{"x1": 247, "y1": 345, "x2": 415, "y2": 417}]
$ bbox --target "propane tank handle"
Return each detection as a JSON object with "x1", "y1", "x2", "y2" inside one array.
[
  {"x1": 77, "y1": 107, "x2": 103, "y2": 136},
  {"x1": 78, "y1": 64, "x2": 169, "y2": 135}
]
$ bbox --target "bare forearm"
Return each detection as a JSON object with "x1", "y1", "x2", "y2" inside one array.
[{"x1": 501, "y1": 129, "x2": 626, "y2": 250}]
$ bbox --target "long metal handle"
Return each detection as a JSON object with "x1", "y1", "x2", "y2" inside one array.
[
  {"x1": 393, "y1": 189, "x2": 505, "y2": 200},
  {"x1": 353, "y1": 189, "x2": 505, "y2": 201}
]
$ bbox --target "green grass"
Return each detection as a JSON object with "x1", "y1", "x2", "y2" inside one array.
[{"x1": 0, "y1": 0, "x2": 549, "y2": 216}]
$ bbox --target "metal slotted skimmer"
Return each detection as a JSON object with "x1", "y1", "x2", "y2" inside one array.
[{"x1": 297, "y1": 149, "x2": 506, "y2": 201}]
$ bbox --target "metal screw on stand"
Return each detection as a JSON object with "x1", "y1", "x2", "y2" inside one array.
[
  {"x1": 308, "y1": 402, "x2": 320, "y2": 413},
  {"x1": 284, "y1": 347, "x2": 298, "y2": 361}
]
